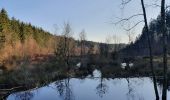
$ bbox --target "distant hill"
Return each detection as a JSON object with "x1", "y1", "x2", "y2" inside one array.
[
  {"x1": 76, "y1": 40, "x2": 126, "y2": 49},
  {"x1": 121, "y1": 10, "x2": 170, "y2": 57}
]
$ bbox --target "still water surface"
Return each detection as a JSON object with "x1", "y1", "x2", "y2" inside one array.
[{"x1": 7, "y1": 70, "x2": 170, "y2": 100}]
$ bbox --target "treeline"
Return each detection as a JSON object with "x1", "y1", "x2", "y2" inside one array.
[
  {"x1": 122, "y1": 10, "x2": 170, "y2": 57},
  {"x1": 0, "y1": 8, "x2": 126, "y2": 69},
  {"x1": 0, "y1": 8, "x2": 55, "y2": 62}
]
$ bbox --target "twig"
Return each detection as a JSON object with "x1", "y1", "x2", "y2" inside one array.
[{"x1": 120, "y1": 0, "x2": 134, "y2": 9}]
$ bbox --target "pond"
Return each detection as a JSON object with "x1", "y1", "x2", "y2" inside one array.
[{"x1": 6, "y1": 70, "x2": 170, "y2": 100}]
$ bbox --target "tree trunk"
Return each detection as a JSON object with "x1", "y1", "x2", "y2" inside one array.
[
  {"x1": 161, "y1": 0, "x2": 168, "y2": 99},
  {"x1": 141, "y1": 0, "x2": 159, "y2": 99},
  {"x1": 80, "y1": 40, "x2": 83, "y2": 64}
]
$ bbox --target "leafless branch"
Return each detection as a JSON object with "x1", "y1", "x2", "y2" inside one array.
[
  {"x1": 145, "y1": 3, "x2": 161, "y2": 8},
  {"x1": 114, "y1": 14, "x2": 143, "y2": 25},
  {"x1": 166, "y1": 5, "x2": 170, "y2": 10},
  {"x1": 121, "y1": 0, "x2": 133, "y2": 6},
  {"x1": 120, "y1": 0, "x2": 133, "y2": 9},
  {"x1": 124, "y1": 20, "x2": 144, "y2": 31}
]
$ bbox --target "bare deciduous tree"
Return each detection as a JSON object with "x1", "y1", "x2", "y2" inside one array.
[
  {"x1": 79, "y1": 29, "x2": 86, "y2": 58},
  {"x1": 141, "y1": 0, "x2": 159, "y2": 99},
  {"x1": 105, "y1": 35, "x2": 112, "y2": 57},
  {"x1": 114, "y1": 0, "x2": 160, "y2": 99},
  {"x1": 55, "y1": 22, "x2": 74, "y2": 70},
  {"x1": 112, "y1": 34, "x2": 121, "y2": 53},
  {"x1": 126, "y1": 22, "x2": 135, "y2": 44}
]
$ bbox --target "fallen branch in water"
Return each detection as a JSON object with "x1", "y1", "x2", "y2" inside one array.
[{"x1": 0, "y1": 86, "x2": 23, "y2": 91}]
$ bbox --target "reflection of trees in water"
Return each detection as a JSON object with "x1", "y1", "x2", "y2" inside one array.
[
  {"x1": 55, "y1": 80, "x2": 65, "y2": 96},
  {"x1": 157, "y1": 77, "x2": 170, "y2": 91},
  {"x1": 126, "y1": 78, "x2": 135, "y2": 100},
  {"x1": 14, "y1": 91, "x2": 34, "y2": 100},
  {"x1": 157, "y1": 77, "x2": 170, "y2": 99},
  {"x1": 1, "y1": 94, "x2": 9, "y2": 100},
  {"x1": 54, "y1": 78, "x2": 74, "y2": 100},
  {"x1": 125, "y1": 78, "x2": 145, "y2": 100},
  {"x1": 96, "y1": 79, "x2": 108, "y2": 98},
  {"x1": 96, "y1": 71, "x2": 108, "y2": 98}
]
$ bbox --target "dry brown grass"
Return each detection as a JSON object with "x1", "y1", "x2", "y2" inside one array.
[{"x1": 0, "y1": 36, "x2": 55, "y2": 70}]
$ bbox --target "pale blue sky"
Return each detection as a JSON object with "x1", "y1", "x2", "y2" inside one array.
[{"x1": 0, "y1": 0, "x2": 169, "y2": 43}]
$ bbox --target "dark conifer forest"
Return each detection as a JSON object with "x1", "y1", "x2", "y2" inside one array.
[
  {"x1": 0, "y1": 9, "x2": 54, "y2": 64},
  {"x1": 122, "y1": 10, "x2": 170, "y2": 56}
]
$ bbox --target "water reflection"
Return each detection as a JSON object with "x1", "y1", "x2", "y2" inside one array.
[
  {"x1": 13, "y1": 91, "x2": 34, "y2": 100},
  {"x1": 6, "y1": 73, "x2": 170, "y2": 100},
  {"x1": 125, "y1": 78, "x2": 145, "y2": 100},
  {"x1": 54, "y1": 78, "x2": 74, "y2": 100},
  {"x1": 96, "y1": 70, "x2": 108, "y2": 98},
  {"x1": 126, "y1": 78, "x2": 135, "y2": 100},
  {"x1": 7, "y1": 79, "x2": 161, "y2": 100}
]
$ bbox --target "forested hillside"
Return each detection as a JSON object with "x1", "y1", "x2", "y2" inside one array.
[
  {"x1": 0, "y1": 8, "x2": 126, "y2": 69},
  {"x1": 122, "y1": 10, "x2": 170, "y2": 57},
  {"x1": 0, "y1": 8, "x2": 55, "y2": 63}
]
